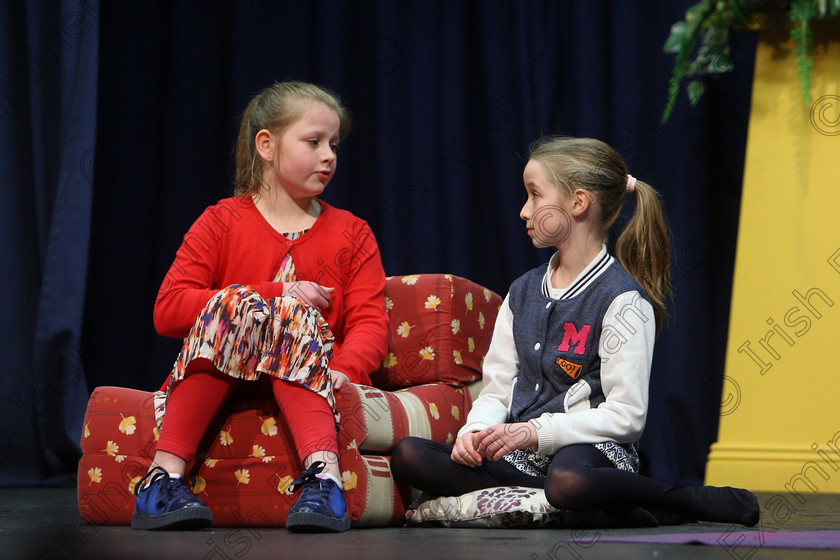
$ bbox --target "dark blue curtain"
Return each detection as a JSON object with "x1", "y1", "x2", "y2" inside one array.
[
  {"x1": 0, "y1": 0, "x2": 98, "y2": 485},
  {"x1": 2, "y1": 1, "x2": 755, "y2": 487}
]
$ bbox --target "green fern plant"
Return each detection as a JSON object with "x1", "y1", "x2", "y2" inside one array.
[
  {"x1": 790, "y1": 0, "x2": 816, "y2": 102},
  {"x1": 662, "y1": 0, "x2": 840, "y2": 122}
]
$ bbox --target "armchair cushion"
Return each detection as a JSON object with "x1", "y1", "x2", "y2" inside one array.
[{"x1": 370, "y1": 274, "x2": 501, "y2": 389}]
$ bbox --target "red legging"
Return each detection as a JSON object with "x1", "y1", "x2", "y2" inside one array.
[{"x1": 157, "y1": 365, "x2": 338, "y2": 463}]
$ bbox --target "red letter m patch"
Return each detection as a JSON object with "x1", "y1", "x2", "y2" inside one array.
[{"x1": 557, "y1": 323, "x2": 591, "y2": 355}]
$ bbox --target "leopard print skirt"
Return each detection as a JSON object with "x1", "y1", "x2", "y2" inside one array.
[{"x1": 502, "y1": 441, "x2": 639, "y2": 478}]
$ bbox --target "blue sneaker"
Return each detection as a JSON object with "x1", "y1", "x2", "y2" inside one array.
[
  {"x1": 286, "y1": 461, "x2": 350, "y2": 532},
  {"x1": 131, "y1": 466, "x2": 213, "y2": 530}
]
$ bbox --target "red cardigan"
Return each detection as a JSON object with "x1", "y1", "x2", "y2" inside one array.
[{"x1": 154, "y1": 197, "x2": 388, "y2": 385}]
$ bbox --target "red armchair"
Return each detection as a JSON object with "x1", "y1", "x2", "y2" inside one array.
[{"x1": 78, "y1": 274, "x2": 501, "y2": 527}]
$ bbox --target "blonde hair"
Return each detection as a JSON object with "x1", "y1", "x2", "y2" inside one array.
[
  {"x1": 529, "y1": 136, "x2": 671, "y2": 333},
  {"x1": 234, "y1": 81, "x2": 351, "y2": 197}
]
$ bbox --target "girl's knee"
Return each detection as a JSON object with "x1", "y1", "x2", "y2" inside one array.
[
  {"x1": 544, "y1": 469, "x2": 588, "y2": 510},
  {"x1": 390, "y1": 437, "x2": 426, "y2": 480},
  {"x1": 201, "y1": 285, "x2": 258, "y2": 312},
  {"x1": 216, "y1": 284, "x2": 253, "y2": 298},
  {"x1": 279, "y1": 296, "x2": 314, "y2": 316},
  {"x1": 391, "y1": 438, "x2": 416, "y2": 468}
]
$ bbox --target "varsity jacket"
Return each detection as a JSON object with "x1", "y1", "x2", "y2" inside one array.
[{"x1": 459, "y1": 247, "x2": 656, "y2": 455}]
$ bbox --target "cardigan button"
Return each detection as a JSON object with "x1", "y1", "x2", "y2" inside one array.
[
  {"x1": 534, "y1": 342, "x2": 540, "y2": 350},
  {"x1": 535, "y1": 383, "x2": 539, "y2": 391},
  {"x1": 545, "y1": 302, "x2": 551, "y2": 309}
]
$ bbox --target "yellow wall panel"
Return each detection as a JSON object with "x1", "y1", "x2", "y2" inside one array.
[{"x1": 706, "y1": 23, "x2": 840, "y2": 495}]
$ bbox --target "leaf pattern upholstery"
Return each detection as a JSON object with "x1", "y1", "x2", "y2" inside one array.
[{"x1": 78, "y1": 274, "x2": 500, "y2": 527}]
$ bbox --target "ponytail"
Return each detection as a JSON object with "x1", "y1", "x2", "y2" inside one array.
[
  {"x1": 615, "y1": 180, "x2": 671, "y2": 334},
  {"x1": 234, "y1": 95, "x2": 262, "y2": 197},
  {"x1": 530, "y1": 136, "x2": 672, "y2": 334}
]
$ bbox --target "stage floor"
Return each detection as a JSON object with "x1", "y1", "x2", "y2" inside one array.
[{"x1": 2, "y1": 487, "x2": 839, "y2": 559}]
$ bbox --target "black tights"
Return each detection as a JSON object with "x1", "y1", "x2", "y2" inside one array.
[{"x1": 391, "y1": 437, "x2": 760, "y2": 526}]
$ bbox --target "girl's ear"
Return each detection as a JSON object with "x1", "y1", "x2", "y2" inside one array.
[
  {"x1": 570, "y1": 188, "x2": 592, "y2": 216},
  {"x1": 255, "y1": 129, "x2": 274, "y2": 161}
]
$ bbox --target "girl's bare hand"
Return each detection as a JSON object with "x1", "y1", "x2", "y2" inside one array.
[
  {"x1": 451, "y1": 431, "x2": 483, "y2": 467},
  {"x1": 330, "y1": 369, "x2": 350, "y2": 391},
  {"x1": 473, "y1": 422, "x2": 538, "y2": 462},
  {"x1": 282, "y1": 282, "x2": 335, "y2": 311}
]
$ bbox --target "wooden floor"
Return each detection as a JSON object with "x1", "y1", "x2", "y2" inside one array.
[{"x1": 2, "y1": 487, "x2": 839, "y2": 559}]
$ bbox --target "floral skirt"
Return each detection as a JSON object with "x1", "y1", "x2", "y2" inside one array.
[
  {"x1": 155, "y1": 285, "x2": 335, "y2": 426},
  {"x1": 502, "y1": 442, "x2": 640, "y2": 479}
]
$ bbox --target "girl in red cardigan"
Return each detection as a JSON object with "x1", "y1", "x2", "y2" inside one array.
[{"x1": 132, "y1": 82, "x2": 388, "y2": 533}]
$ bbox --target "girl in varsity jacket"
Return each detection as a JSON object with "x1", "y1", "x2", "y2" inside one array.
[{"x1": 392, "y1": 136, "x2": 759, "y2": 527}]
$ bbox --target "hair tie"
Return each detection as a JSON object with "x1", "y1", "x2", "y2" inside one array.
[{"x1": 626, "y1": 174, "x2": 637, "y2": 193}]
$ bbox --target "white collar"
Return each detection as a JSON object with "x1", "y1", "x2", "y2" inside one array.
[{"x1": 542, "y1": 245, "x2": 613, "y2": 300}]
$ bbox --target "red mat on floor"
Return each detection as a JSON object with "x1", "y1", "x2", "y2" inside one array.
[{"x1": 598, "y1": 529, "x2": 840, "y2": 550}]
